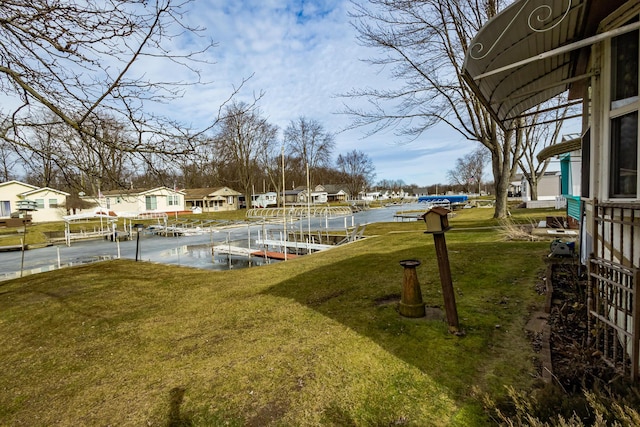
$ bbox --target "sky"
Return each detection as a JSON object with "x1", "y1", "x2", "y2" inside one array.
[{"x1": 159, "y1": 0, "x2": 479, "y2": 187}]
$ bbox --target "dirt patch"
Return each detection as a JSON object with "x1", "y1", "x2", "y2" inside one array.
[
  {"x1": 374, "y1": 293, "x2": 400, "y2": 306},
  {"x1": 545, "y1": 260, "x2": 620, "y2": 392}
]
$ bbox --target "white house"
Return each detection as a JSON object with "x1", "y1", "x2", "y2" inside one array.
[
  {"x1": 464, "y1": 0, "x2": 640, "y2": 380},
  {"x1": 82, "y1": 186, "x2": 185, "y2": 216},
  {"x1": 520, "y1": 171, "x2": 563, "y2": 207},
  {"x1": 361, "y1": 191, "x2": 382, "y2": 201},
  {"x1": 0, "y1": 180, "x2": 69, "y2": 223},
  {"x1": 251, "y1": 192, "x2": 278, "y2": 208}
]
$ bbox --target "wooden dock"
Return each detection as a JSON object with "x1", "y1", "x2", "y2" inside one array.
[
  {"x1": 256, "y1": 238, "x2": 334, "y2": 252},
  {"x1": 0, "y1": 244, "x2": 24, "y2": 252},
  {"x1": 213, "y1": 244, "x2": 299, "y2": 260},
  {"x1": 251, "y1": 251, "x2": 299, "y2": 260},
  {"x1": 212, "y1": 245, "x2": 255, "y2": 256}
]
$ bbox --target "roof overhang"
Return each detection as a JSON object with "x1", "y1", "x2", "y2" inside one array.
[
  {"x1": 537, "y1": 137, "x2": 582, "y2": 162},
  {"x1": 462, "y1": 0, "x2": 590, "y2": 130},
  {"x1": 462, "y1": 0, "x2": 634, "y2": 131}
]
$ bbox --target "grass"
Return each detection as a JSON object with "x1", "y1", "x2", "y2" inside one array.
[{"x1": 0, "y1": 207, "x2": 560, "y2": 425}]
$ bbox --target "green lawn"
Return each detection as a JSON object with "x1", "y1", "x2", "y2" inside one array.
[{"x1": 0, "y1": 207, "x2": 558, "y2": 425}]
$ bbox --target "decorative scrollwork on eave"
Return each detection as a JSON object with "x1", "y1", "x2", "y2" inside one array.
[{"x1": 469, "y1": 0, "x2": 574, "y2": 61}]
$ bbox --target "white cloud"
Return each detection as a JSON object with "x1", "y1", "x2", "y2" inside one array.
[{"x1": 151, "y1": 0, "x2": 475, "y2": 185}]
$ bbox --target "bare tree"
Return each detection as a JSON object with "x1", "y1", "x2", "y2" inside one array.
[
  {"x1": 446, "y1": 146, "x2": 489, "y2": 194},
  {"x1": 517, "y1": 100, "x2": 569, "y2": 201},
  {"x1": 0, "y1": 0, "x2": 242, "y2": 184},
  {"x1": 376, "y1": 179, "x2": 407, "y2": 192},
  {"x1": 171, "y1": 137, "x2": 225, "y2": 189},
  {"x1": 18, "y1": 120, "x2": 64, "y2": 188},
  {"x1": 336, "y1": 149, "x2": 376, "y2": 199},
  {"x1": 0, "y1": 121, "x2": 20, "y2": 181},
  {"x1": 63, "y1": 115, "x2": 138, "y2": 193},
  {"x1": 215, "y1": 101, "x2": 279, "y2": 201},
  {"x1": 283, "y1": 117, "x2": 336, "y2": 185},
  {"x1": 256, "y1": 139, "x2": 283, "y2": 202},
  {"x1": 345, "y1": 0, "x2": 528, "y2": 218}
]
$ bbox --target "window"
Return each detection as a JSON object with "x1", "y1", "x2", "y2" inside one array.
[
  {"x1": 145, "y1": 195, "x2": 157, "y2": 210},
  {"x1": 167, "y1": 195, "x2": 179, "y2": 206},
  {"x1": 35, "y1": 199, "x2": 45, "y2": 209},
  {"x1": 48, "y1": 198, "x2": 58, "y2": 208},
  {"x1": 610, "y1": 112, "x2": 638, "y2": 197},
  {"x1": 0, "y1": 201, "x2": 10, "y2": 217},
  {"x1": 609, "y1": 25, "x2": 640, "y2": 198},
  {"x1": 611, "y1": 29, "x2": 639, "y2": 109}
]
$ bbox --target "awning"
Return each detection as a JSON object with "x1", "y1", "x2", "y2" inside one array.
[
  {"x1": 537, "y1": 137, "x2": 582, "y2": 162},
  {"x1": 462, "y1": 0, "x2": 589, "y2": 129}
]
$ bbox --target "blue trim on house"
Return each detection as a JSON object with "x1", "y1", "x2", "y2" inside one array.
[{"x1": 565, "y1": 195, "x2": 581, "y2": 221}]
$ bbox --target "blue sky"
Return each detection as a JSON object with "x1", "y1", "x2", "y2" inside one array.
[
  {"x1": 160, "y1": 0, "x2": 575, "y2": 186},
  {"x1": 146, "y1": 0, "x2": 473, "y2": 187}
]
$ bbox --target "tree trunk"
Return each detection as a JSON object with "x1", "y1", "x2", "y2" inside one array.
[
  {"x1": 486, "y1": 126, "x2": 515, "y2": 219},
  {"x1": 492, "y1": 163, "x2": 511, "y2": 218},
  {"x1": 529, "y1": 175, "x2": 539, "y2": 201}
]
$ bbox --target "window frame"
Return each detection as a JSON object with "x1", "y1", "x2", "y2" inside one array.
[
  {"x1": 145, "y1": 195, "x2": 157, "y2": 210},
  {"x1": 606, "y1": 20, "x2": 640, "y2": 200}
]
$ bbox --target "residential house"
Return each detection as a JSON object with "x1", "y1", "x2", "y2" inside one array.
[
  {"x1": 283, "y1": 189, "x2": 304, "y2": 205},
  {"x1": 251, "y1": 192, "x2": 278, "y2": 208},
  {"x1": 463, "y1": 0, "x2": 640, "y2": 379},
  {"x1": 508, "y1": 174, "x2": 523, "y2": 198},
  {"x1": 183, "y1": 187, "x2": 240, "y2": 212},
  {"x1": 520, "y1": 171, "x2": 563, "y2": 208},
  {"x1": 316, "y1": 184, "x2": 349, "y2": 202},
  {"x1": 0, "y1": 180, "x2": 69, "y2": 223},
  {"x1": 361, "y1": 191, "x2": 382, "y2": 201},
  {"x1": 537, "y1": 136, "x2": 583, "y2": 228},
  {"x1": 82, "y1": 187, "x2": 185, "y2": 216},
  {"x1": 293, "y1": 186, "x2": 329, "y2": 204},
  {"x1": 412, "y1": 187, "x2": 430, "y2": 198}
]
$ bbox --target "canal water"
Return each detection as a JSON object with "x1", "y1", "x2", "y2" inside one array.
[{"x1": 0, "y1": 204, "x2": 422, "y2": 281}]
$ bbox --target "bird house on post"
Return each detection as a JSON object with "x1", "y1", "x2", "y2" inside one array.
[
  {"x1": 422, "y1": 207, "x2": 451, "y2": 234},
  {"x1": 421, "y1": 206, "x2": 460, "y2": 334}
]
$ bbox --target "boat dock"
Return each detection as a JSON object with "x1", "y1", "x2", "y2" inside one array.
[
  {"x1": 393, "y1": 211, "x2": 426, "y2": 221},
  {"x1": 212, "y1": 244, "x2": 300, "y2": 260},
  {"x1": 256, "y1": 238, "x2": 334, "y2": 252}
]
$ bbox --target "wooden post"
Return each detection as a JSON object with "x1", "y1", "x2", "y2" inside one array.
[
  {"x1": 432, "y1": 232, "x2": 459, "y2": 332},
  {"x1": 422, "y1": 207, "x2": 460, "y2": 333}
]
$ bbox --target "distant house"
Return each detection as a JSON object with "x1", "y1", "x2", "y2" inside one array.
[
  {"x1": 537, "y1": 136, "x2": 582, "y2": 227},
  {"x1": 251, "y1": 192, "x2": 278, "y2": 208},
  {"x1": 82, "y1": 186, "x2": 185, "y2": 216},
  {"x1": 293, "y1": 186, "x2": 328, "y2": 204},
  {"x1": 316, "y1": 184, "x2": 349, "y2": 202},
  {"x1": 362, "y1": 191, "x2": 382, "y2": 201},
  {"x1": 0, "y1": 180, "x2": 69, "y2": 223},
  {"x1": 283, "y1": 189, "x2": 304, "y2": 204},
  {"x1": 412, "y1": 187, "x2": 430, "y2": 198},
  {"x1": 183, "y1": 187, "x2": 240, "y2": 212},
  {"x1": 521, "y1": 171, "x2": 562, "y2": 203},
  {"x1": 508, "y1": 174, "x2": 523, "y2": 198}
]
